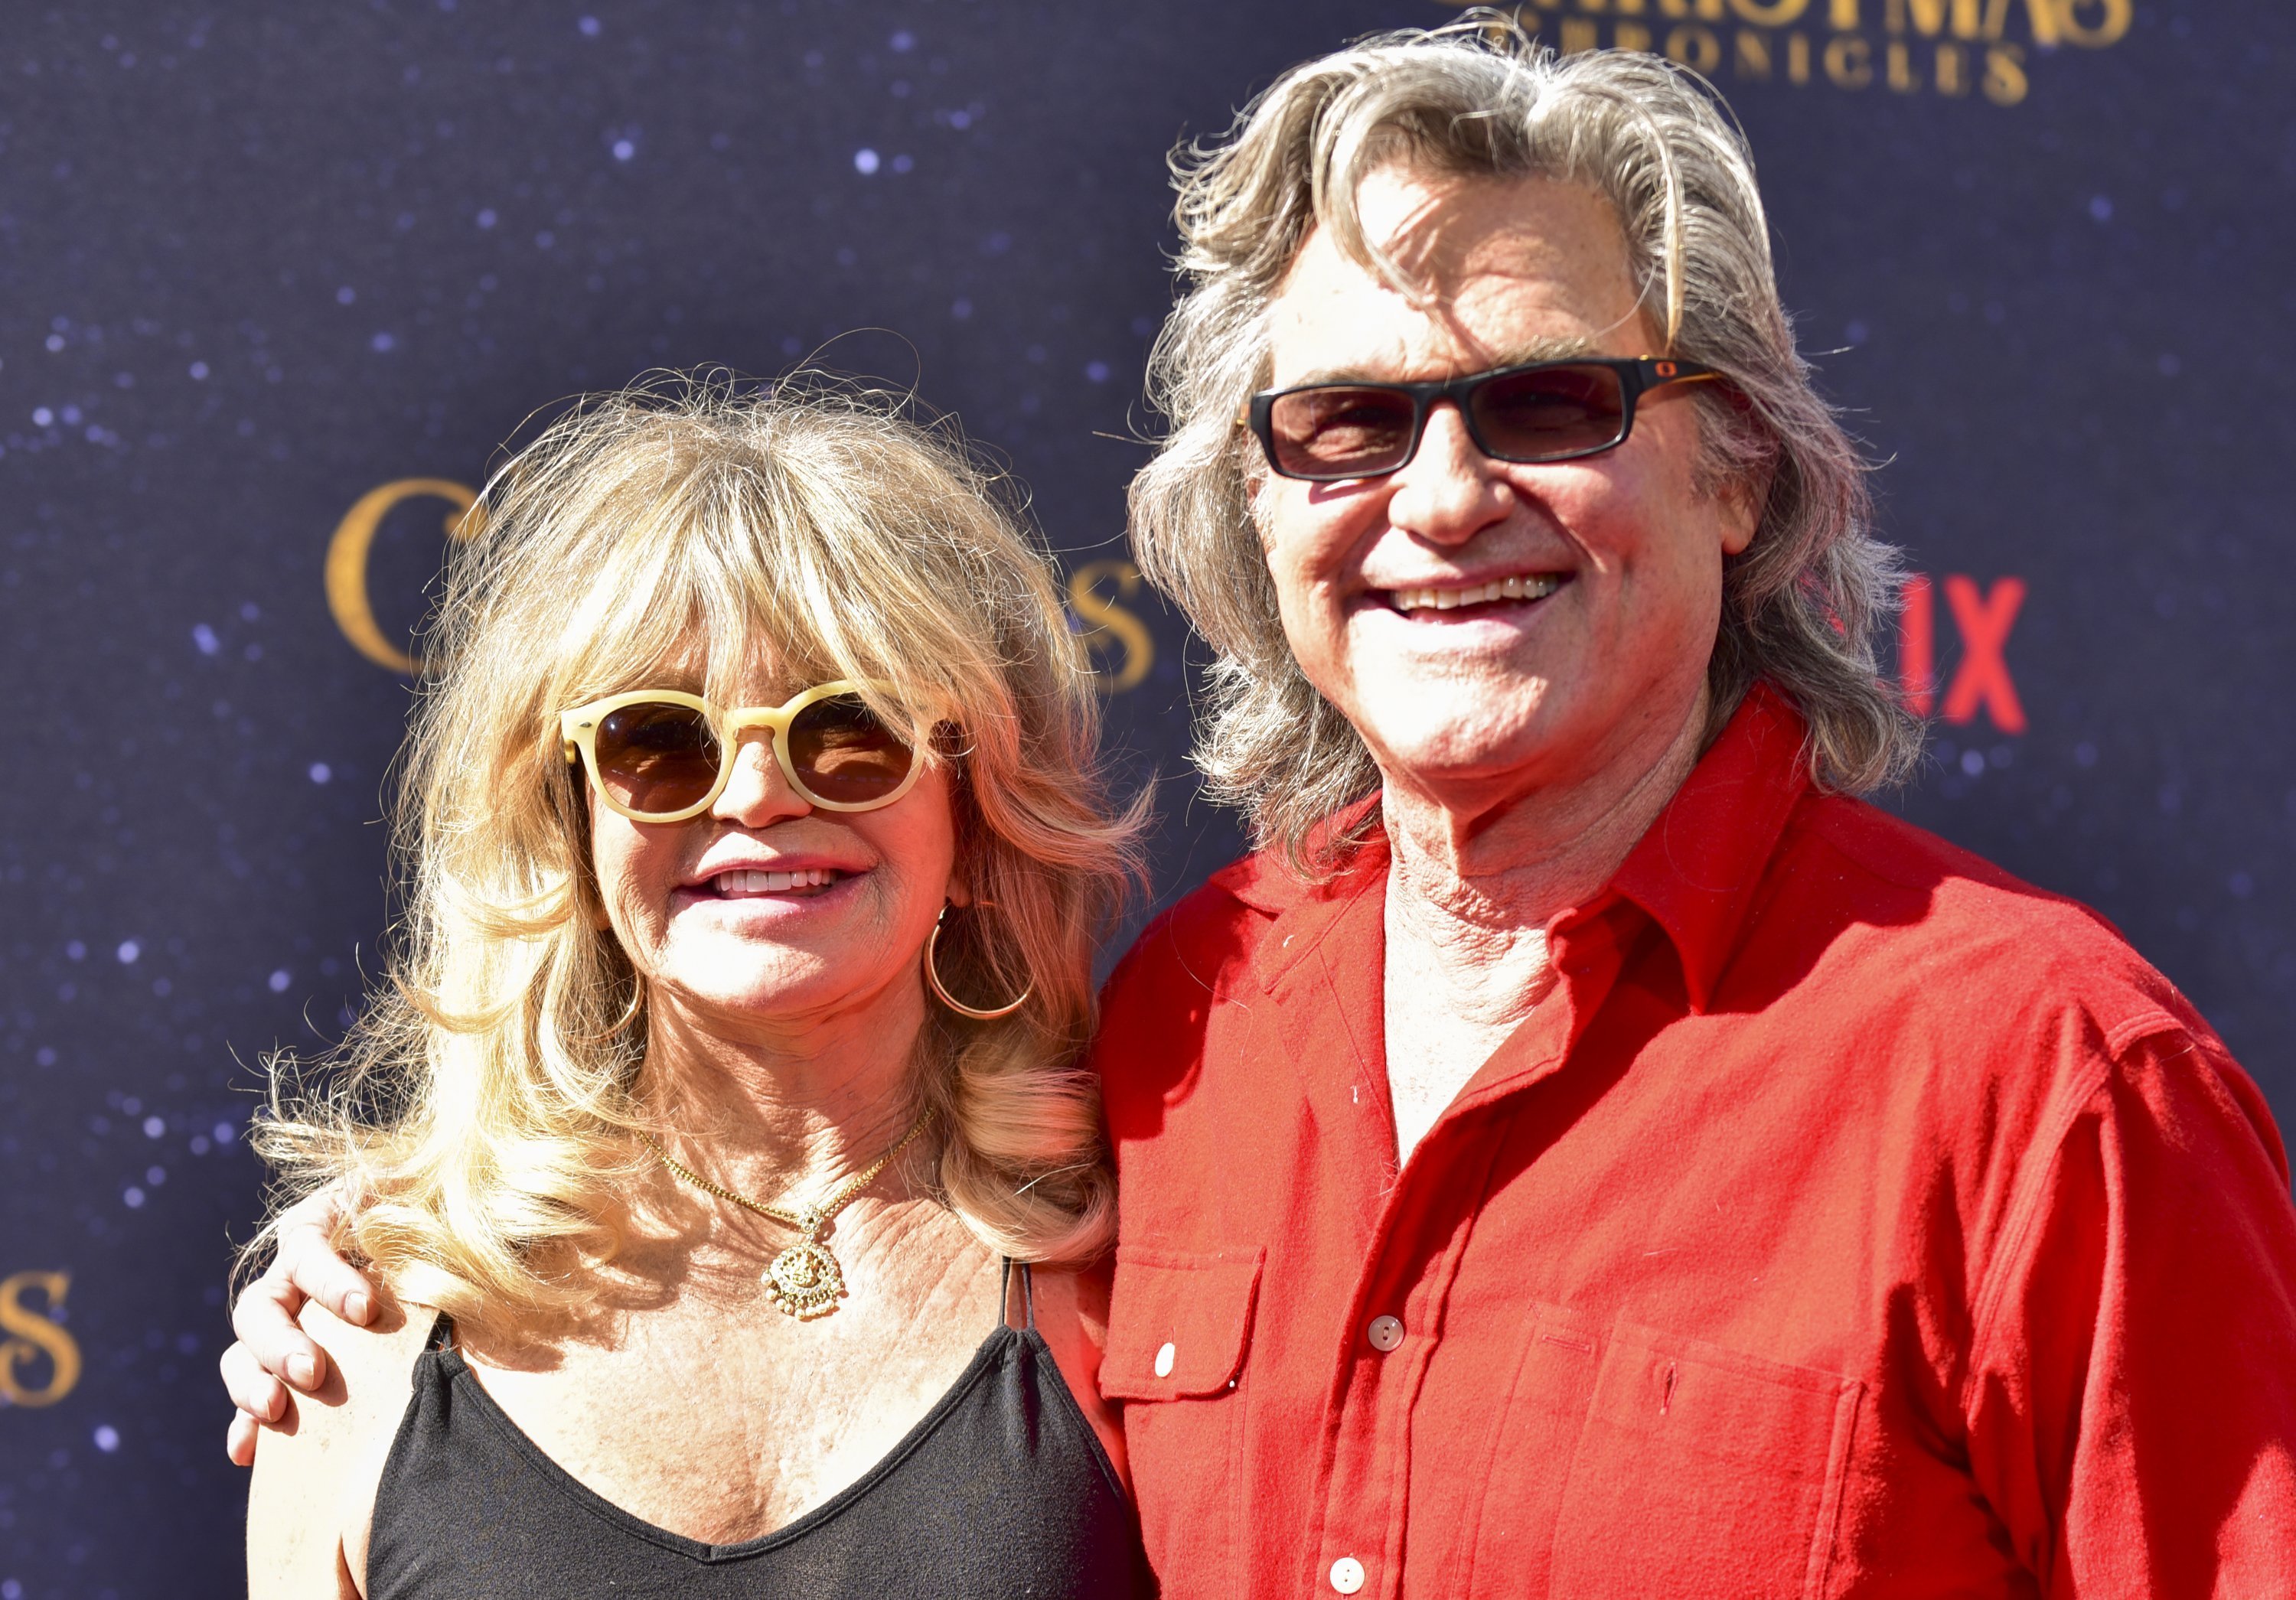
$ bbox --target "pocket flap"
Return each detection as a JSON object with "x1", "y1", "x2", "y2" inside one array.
[{"x1": 1101, "y1": 1244, "x2": 1264, "y2": 1401}]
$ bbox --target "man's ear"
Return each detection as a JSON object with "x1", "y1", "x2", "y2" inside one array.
[
  {"x1": 1717, "y1": 467, "x2": 1768, "y2": 558},
  {"x1": 1692, "y1": 375, "x2": 1773, "y2": 558}
]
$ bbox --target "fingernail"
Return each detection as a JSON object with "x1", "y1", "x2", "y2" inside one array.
[
  {"x1": 344, "y1": 1291, "x2": 370, "y2": 1324},
  {"x1": 288, "y1": 1354, "x2": 318, "y2": 1388}
]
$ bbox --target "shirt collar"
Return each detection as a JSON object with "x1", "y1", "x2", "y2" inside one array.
[
  {"x1": 1205, "y1": 797, "x2": 1386, "y2": 992},
  {"x1": 1206, "y1": 795, "x2": 1384, "y2": 918},
  {"x1": 1208, "y1": 686, "x2": 1812, "y2": 1007},
  {"x1": 1602, "y1": 683, "x2": 1811, "y2": 1012}
]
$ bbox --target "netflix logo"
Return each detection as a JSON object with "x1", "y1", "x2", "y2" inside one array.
[{"x1": 1900, "y1": 573, "x2": 2024, "y2": 734}]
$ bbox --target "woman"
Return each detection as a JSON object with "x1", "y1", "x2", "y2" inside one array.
[{"x1": 240, "y1": 376, "x2": 1150, "y2": 1597}]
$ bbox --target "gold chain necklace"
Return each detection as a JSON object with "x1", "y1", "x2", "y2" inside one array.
[{"x1": 640, "y1": 1104, "x2": 937, "y2": 1319}]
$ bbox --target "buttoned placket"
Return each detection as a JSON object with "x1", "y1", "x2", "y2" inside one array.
[{"x1": 1299, "y1": 905, "x2": 1636, "y2": 1600}]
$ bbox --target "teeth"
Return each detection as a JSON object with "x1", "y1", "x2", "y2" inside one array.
[
  {"x1": 1389, "y1": 575, "x2": 1561, "y2": 612},
  {"x1": 718, "y1": 868, "x2": 838, "y2": 894}
]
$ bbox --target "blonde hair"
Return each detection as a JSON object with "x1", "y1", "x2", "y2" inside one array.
[
  {"x1": 1129, "y1": 21, "x2": 1919, "y2": 871},
  {"x1": 253, "y1": 375, "x2": 1145, "y2": 1326}
]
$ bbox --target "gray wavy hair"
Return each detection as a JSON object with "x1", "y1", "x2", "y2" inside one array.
[{"x1": 1129, "y1": 21, "x2": 1918, "y2": 871}]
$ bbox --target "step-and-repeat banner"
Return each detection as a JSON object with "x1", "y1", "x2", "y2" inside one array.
[{"x1": 4, "y1": 2, "x2": 2288, "y2": 1592}]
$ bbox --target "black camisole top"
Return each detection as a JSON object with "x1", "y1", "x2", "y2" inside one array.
[{"x1": 365, "y1": 1263, "x2": 1149, "y2": 1598}]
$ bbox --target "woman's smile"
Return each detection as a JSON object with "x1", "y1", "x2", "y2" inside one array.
[
  {"x1": 707, "y1": 865, "x2": 847, "y2": 896},
  {"x1": 669, "y1": 863, "x2": 869, "y2": 921}
]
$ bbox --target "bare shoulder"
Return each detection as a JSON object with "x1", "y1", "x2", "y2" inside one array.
[
  {"x1": 1026, "y1": 1259, "x2": 1126, "y2": 1488},
  {"x1": 246, "y1": 1295, "x2": 434, "y2": 1599}
]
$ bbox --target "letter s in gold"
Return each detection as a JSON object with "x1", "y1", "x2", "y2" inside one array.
[
  {"x1": 0, "y1": 1271, "x2": 83, "y2": 1408},
  {"x1": 1067, "y1": 560, "x2": 1156, "y2": 695}
]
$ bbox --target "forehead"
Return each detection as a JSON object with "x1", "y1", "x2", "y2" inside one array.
[
  {"x1": 567, "y1": 603, "x2": 810, "y2": 705},
  {"x1": 647, "y1": 635, "x2": 814, "y2": 701},
  {"x1": 1266, "y1": 168, "x2": 1652, "y2": 386}
]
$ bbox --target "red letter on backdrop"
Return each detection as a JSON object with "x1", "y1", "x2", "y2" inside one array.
[
  {"x1": 1941, "y1": 575, "x2": 2027, "y2": 733},
  {"x1": 1899, "y1": 574, "x2": 1935, "y2": 716}
]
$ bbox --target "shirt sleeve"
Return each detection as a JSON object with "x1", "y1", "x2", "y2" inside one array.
[{"x1": 1961, "y1": 1022, "x2": 2296, "y2": 1596}]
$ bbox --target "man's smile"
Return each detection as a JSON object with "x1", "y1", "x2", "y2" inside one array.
[{"x1": 1380, "y1": 572, "x2": 1570, "y2": 616}]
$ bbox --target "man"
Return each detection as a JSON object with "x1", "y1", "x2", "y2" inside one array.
[
  {"x1": 227, "y1": 28, "x2": 2296, "y2": 1596},
  {"x1": 1103, "y1": 27, "x2": 2296, "y2": 1597}
]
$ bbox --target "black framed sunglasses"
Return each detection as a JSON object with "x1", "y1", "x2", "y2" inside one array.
[{"x1": 1242, "y1": 355, "x2": 1720, "y2": 482}]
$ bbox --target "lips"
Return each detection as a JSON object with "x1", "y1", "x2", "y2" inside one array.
[{"x1": 1383, "y1": 573, "x2": 1567, "y2": 614}]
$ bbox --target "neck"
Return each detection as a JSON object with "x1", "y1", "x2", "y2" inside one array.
[
  {"x1": 639, "y1": 976, "x2": 932, "y2": 1203},
  {"x1": 1375, "y1": 690, "x2": 1714, "y2": 1161},
  {"x1": 1381, "y1": 686, "x2": 1711, "y2": 950}
]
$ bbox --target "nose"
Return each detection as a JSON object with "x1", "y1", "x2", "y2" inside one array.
[
  {"x1": 711, "y1": 730, "x2": 813, "y2": 827},
  {"x1": 1382, "y1": 400, "x2": 1513, "y2": 547}
]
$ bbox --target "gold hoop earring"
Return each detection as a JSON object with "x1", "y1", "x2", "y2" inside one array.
[{"x1": 924, "y1": 904, "x2": 1031, "y2": 1021}]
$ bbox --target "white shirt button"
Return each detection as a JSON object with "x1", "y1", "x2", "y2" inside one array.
[
  {"x1": 1329, "y1": 1555, "x2": 1365, "y2": 1594},
  {"x1": 1366, "y1": 1315, "x2": 1404, "y2": 1352},
  {"x1": 1153, "y1": 1341, "x2": 1176, "y2": 1378}
]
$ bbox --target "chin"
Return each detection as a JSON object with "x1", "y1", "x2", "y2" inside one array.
[
  {"x1": 1354, "y1": 676, "x2": 1554, "y2": 768},
  {"x1": 657, "y1": 945, "x2": 833, "y2": 1006}
]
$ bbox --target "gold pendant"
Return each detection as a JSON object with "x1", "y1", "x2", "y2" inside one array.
[
  {"x1": 760, "y1": 1206, "x2": 845, "y2": 1318},
  {"x1": 762, "y1": 1240, "x2": 845, "y2": 1318}
]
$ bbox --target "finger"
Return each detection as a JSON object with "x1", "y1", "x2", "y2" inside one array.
[
  {"x1": 227, "y1": 1407, "x2": 259, "y2": 1468},
  {"x1": 230, "y1": 1275, "x2": 329, "y2": 1392},
  {"x1": 220, "y1": 1341, "x2": 289, "y2": 1422},
  {"x1": 279, "y1": 1241, "x2": 377, "y2": 1328},
  {"x1": 276, "y1": 1209, "x2": 376, "y2": 1328}
]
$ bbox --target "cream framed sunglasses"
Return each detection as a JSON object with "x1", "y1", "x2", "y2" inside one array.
[{"x1": 559, "y1": 680, "x2": 926, "y2": 822}]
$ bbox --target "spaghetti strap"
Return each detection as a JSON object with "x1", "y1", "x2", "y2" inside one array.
[
  {"x1": 996, "y1": 1258, "x2": 1039, "y2": 1331},
  {"x1": 426, "y1": 1312, "x2": 456, "y2": 1352}
]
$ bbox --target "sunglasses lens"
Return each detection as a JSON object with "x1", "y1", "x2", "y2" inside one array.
[
  {"x1": 1470, "y1": 363, "x2": 1628, "y2": 461},
  {"x1": 788, "y1": 694, "x2": 915, "y2": 807},
  {"x1": 592, "y1": 702, "x2": 722, "y2": 816},
  {"x1": 1265, "y1": 387, "x2": 1420, "y2": 479}
]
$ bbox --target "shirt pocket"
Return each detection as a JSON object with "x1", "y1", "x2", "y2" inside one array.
[
  {"x1": 1546, "y1": 1321, "x2": 1863, "y2": 1600},
  {"x1": 1102, "y1": 1245, "x2": 1264, "y2": 1585},
  {"x1": 1101, "y1": 1244, "x2": 1264, "y2": 1400}
]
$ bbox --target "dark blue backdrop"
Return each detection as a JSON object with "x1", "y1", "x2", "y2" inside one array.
[{"x1": 5, "y1": 2, "x2": 2291, "y2": 1594}]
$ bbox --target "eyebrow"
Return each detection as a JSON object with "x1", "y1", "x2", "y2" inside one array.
[{"x1": 1277, "y1": 335, "x2": 1608, "y2": 390}]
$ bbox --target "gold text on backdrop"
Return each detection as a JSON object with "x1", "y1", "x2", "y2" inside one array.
[
  {"x1": 1068, "y1": 560, "x2": 1156, "y2": 693},
  {"x1": 1450, "y1": 0, "x2": 2132, "y2": 105},
  {"x1": 327, "y1": 480, "x2": 1158, "y2": 692},
  {"x1": 0, "y1": 1271, "x2": 82, "y2": 1408},
  {"x1": 323, "y1": 479, "x2": 484, "y2": 673}
]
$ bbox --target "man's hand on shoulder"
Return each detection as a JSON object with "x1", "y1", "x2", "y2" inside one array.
[{"x1": 221, "y1": 1186, "x2": 376, "y2": 1465}]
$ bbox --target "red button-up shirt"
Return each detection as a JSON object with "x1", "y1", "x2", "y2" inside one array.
[{"x1": 1096, "y1": 688, "x2": 2296, "y2": 1598}]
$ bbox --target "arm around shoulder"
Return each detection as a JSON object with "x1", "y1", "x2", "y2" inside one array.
[{"x1": 246, "y1": 1296, "x2": 432, "y2": 1599}]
